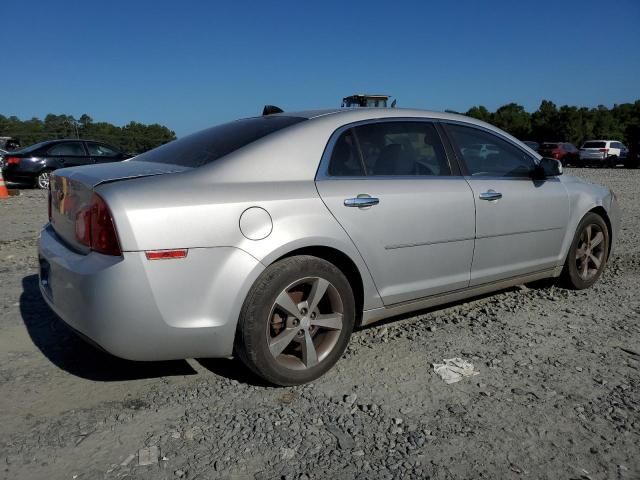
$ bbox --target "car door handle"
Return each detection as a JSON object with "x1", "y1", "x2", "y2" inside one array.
[
  {"x1": 479, "y1": 191, "x2": 502, "y2": 201},
  {"x1": 344, "y1": 196, "x2": 380, "y2": 208}
]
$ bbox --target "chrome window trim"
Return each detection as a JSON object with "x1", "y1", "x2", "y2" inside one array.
[{"x1": 315, "y1": 117, "x2": 460, "y2": 181}]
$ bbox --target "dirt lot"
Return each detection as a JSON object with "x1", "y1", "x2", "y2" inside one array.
[{"x1": 1, "y1": 168, "x2": 638, "y2": 480}]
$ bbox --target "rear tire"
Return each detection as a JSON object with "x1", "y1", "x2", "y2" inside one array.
[
  {"x1": 560, "y1": 213, "x2": 609, "y2": 289},
  {"x1": 235, "y1": 255, "x2": 355, "y2": 386},
  {"x1": 36, "y1": 170, "x2": 51, "y2": 190}
]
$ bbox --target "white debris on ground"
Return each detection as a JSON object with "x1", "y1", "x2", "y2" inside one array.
[
  {"x1": 433, "y1": 357, "x2": 480, "y2": 384},
  {"x1": 137, "y1": 446, "x2": 160, "y2": 466}
]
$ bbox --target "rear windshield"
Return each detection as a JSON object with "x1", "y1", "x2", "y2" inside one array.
[
  {"x1": 583, "y1": 141, "x2": 606, "y2": 149},
  {"x1": 12, "y1": 141, "x2": 54, "y2": 154},
  {"x1": 134, "y1": 116, "x2": 306, "y2": 167},
  {"x1": 541, "y1": 143, "x2": 559, "y2": 149}
]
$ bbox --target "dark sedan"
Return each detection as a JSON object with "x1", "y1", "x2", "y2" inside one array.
[{"x1": 2, "y1": 139, "x2": 128, "y2": 188}]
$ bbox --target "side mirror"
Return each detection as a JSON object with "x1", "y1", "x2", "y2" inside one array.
[{"x1": 532, "y1": 157, "x2": 563, "y2": 179}]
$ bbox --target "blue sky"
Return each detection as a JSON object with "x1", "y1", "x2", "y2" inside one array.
[{"x1": 2, "y1": 0, "x2": 639, "y2": 136}]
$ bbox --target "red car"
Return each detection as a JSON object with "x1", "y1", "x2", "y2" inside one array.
[{"x1": 539, "y1": 142, "x2": 580, "y2": 166}]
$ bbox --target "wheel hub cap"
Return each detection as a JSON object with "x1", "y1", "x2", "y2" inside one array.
[
  {"x1": 575, "y1": 224, "x2": 605, "y2": 281},
  {"x1": 267, "y1": 277, "x2": 344, "y2": 371}
]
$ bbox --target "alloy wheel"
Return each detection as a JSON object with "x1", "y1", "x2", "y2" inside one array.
[
  {"x1": 267, "y1": 276, "x2": 344, "y2": 370},
  {"x1": 575, "y1": 224, "x2": 606, "y2": 281},
  {"x1": 37, "y1": 172, "x2": 50, "y2": 190}
]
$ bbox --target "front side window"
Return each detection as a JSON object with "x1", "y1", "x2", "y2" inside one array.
[
  {"x1": 87, "y1": 143, "x2": 119, "y2": 157},
  {"x1": 353, "y1": 122, "x2": 451, "y2": 176},
  {"x1": 446, "y1": 124, "x2": 536, "y2": 177},
  {"x1": 48, "y1": 142, "x2": 86, "y2": 156}
]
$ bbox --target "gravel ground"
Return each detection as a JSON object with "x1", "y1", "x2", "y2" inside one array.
[{"x1": 1, "y1": 169, "x2": 639, "y2": 480}]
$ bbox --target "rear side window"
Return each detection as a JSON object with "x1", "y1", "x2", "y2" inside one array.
[
  {"x1": 328, "y1": 122, "x2": 451, "y2": 177},
  {"x1": 357, "y1": 122, "x2": 451, "y2": 176},
  {"x1": 134, "y1": 116, "x2": 306, "y2": 167},
  {"x1": 87, "y1": 143, "x2": 119, "y2": 157},
  {"x1": 447, "y1": 124, "x2": 536, "y2": 177},
  {"x1": 48, "y1": 142, "x2": 86, "y2": 156},
  {"x1": 583, "y1": 141, "x2": 606, "y2": 148}
]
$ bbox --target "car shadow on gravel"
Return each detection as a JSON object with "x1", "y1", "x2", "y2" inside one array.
[
  {"x1": 20, "y1": 275, "x2": 197, "y2": 381},
  {"x1": 195, "y1": 358, "x2": 272, "y2": 387}
]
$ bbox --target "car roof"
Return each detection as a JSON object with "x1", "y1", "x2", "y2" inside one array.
[
  {"x1": 274, "y1": 107, "x2": 529, "y2": 146},
  {"x1": 278, "y1": 107, "x2": 510, "y2": 130}
]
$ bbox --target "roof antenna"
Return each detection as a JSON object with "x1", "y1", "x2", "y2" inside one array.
[{"x1": 262, "y1": 105, "x2": 284, "y2": 116}]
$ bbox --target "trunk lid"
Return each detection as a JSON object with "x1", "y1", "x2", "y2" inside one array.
[
  {"x1": 57, "y1": 160, "x2": 189, "y2": 188},
  {"x1": 49, "y1": 161, "x2": 189, "y2": 253}
]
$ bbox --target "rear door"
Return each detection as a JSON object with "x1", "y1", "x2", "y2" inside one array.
[
  {"x1": 86, "y1": 142, "x2": 124, "y2": 164},
  {"x1": 47, "y1": 141, "x2": 90, "y2": 168},
  {"x1": 442, "y1": 122, "x2": 569, "y2": 285},
  {"x1": 316, "y1": 120, "x2": 476, "y2": 306}
]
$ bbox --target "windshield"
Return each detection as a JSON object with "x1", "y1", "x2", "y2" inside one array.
[{"x1": 134, "y1": 116, "x2": 306, "y2": 167}]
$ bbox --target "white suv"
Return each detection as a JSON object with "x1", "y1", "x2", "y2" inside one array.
[{"x1": 579, "y1": 140, "x2": 628, "y2": 167}]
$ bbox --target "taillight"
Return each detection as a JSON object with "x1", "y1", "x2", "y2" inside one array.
[
  {"x1": 553, "y1": 152, "x2": 561, "y2": 159},
  {"x1": 599, "y1": 148, "x2": 609, "y2": 153},
  {"x1": 74, "y1": 193, "x2": 121, "y2": 256},
  {"x1": 6, "y1": 156, "x2": 20, "y2": 166}
]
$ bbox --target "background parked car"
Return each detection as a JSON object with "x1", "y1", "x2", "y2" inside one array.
[
  {"x1": 0, "y1": 148, "x2": 7, "y2": 170},
  {"x1": 2, "y1": 139, "x2": 129, "y2": 189},
  {"x1": 0, "y1": 137, "x2": 21, "y2": 151},
  {"x1": 625, "y1": 141, "x2": 640, "y2": 168},
  {"x1": 579, "y1": 140, "x2": 627, "y2": 167},
  {"x1": 522, "y1": 141, "x2": 539, "y2": 152},
  {"x1": 539, "y1": 142, "x2": 580, "y2": 166},
  {"x1": 460, "y1": 143, "x2": 500, "y2": 158}
]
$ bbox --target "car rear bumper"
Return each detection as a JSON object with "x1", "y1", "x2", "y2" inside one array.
[
  {"x1": 38, "y1": 224, "x2": 265, "y2": 361},
  {"x1": 2, "y1": 168, "x2": 36, "y2": 183}
]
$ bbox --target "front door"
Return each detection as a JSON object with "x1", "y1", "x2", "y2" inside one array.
[
  {"x1": 316, "y1": 120, "x2": 476, "y2": 306},
  {"x1": 443, "y1": 122, "x2": 569, "y2": 285}
]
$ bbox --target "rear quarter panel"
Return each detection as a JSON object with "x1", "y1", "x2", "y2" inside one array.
[{"x1": 97, "y1": 170, "x2": 383, "y2": 311}]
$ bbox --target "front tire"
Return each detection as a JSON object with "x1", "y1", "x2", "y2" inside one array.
[
  {"x1": 560, "y1": 213, "x2": 609, "y2": 289},
  {"x1": 235, "y1": 255, "x2": 355, "y2": 386}
]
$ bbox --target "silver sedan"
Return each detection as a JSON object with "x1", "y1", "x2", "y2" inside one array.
[{"x1": 38, "y1": 108, "x2": 620, "y2": 385}]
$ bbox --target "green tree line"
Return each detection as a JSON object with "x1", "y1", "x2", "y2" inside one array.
[
  {"x1": 460, "y1": 99, "x2": 640, "y2": 147},
  {"x1": 0, "y1": 113, "x2": 177, "y2": 154}
]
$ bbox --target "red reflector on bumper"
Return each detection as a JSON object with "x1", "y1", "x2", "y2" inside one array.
[{"x1": 145, "y1": 249, "x2": 188, "y2": 260}]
